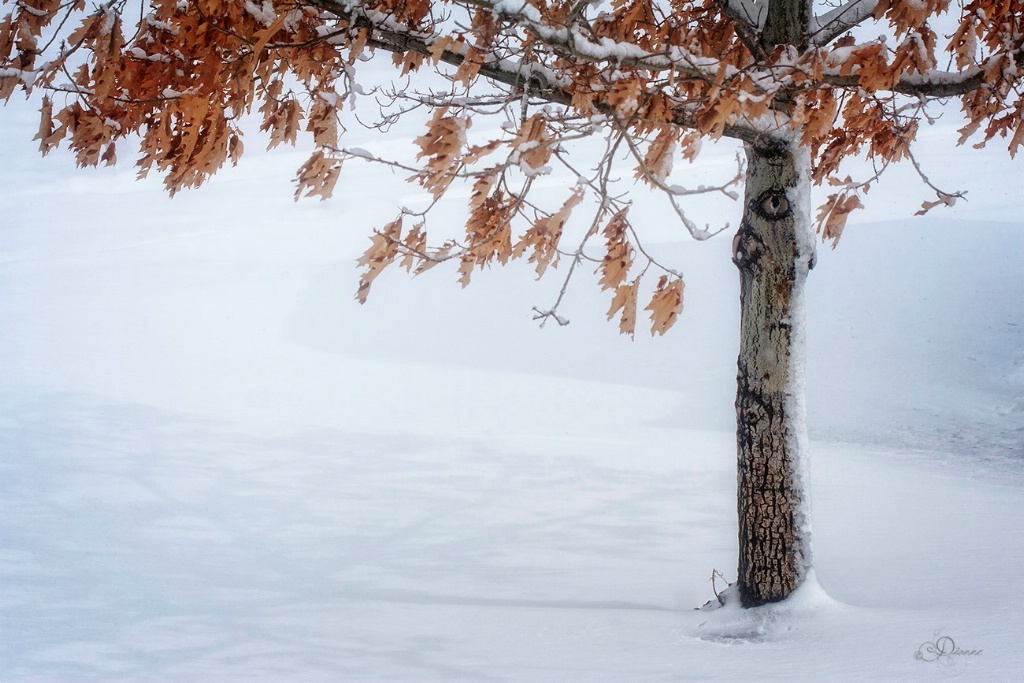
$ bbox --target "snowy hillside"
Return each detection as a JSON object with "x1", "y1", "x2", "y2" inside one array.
[{"x1": 1, "y1": 99, "x2": 1022, "y2": 681}]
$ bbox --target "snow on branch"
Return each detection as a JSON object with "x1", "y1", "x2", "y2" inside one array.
[
  {"x1": 809, "y1": 0, "x2": 879, "y2": 46},
  {"x1": 718, "y1": 0, "x2": 767, "y2": 30},
  {"x1": 822, "y1": 59, "x2": 994, "y2": 99}
]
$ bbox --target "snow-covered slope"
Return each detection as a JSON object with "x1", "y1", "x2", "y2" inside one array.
[{"x1": 1, "y1": 102, "x2": 1022, "y2": 680}]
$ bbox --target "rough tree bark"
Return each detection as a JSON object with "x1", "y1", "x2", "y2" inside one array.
[{"x1": 732, "y1": 137, "x2": 816, "y2": 607}]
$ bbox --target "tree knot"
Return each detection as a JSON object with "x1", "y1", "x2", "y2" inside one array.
[
  {"x1": 732, "y1": 223, "x2": 765, "y2": 270},
  {"x1": 753, "y1": 190, "x2": 791, "y2": 221}
]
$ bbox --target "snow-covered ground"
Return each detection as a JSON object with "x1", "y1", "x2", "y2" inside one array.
[{"x1": 1, "y1": 96, "x2": 1022, "y2": 681}]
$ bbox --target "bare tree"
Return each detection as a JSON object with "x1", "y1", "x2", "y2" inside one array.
[{"x1": 2, "y1": 0, "x2": 1021, "y2": 606}]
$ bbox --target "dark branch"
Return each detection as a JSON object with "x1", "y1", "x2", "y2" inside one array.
[
  {"x1": 307, "y1": 0, "x2": 762, "y2": 143},
  {"x1": 365, "y1": 30, "x2": 573, "y2": 106},
  {"x1": 826, "y1": 66, "x2": 997, "y2": 100},
  {"x1": 714, "y1": 0, "x2": 768, "y2": 62}
]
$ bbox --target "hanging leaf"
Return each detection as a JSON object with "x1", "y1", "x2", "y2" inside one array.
[
  {"x1": 645, "y1": 275, "x2": 684, "y2": 336},
  {"x1": 815, "y1": 192, "x2": 863, "y2": 246},
  {"x1": 513, "y1": 188, "x2": 584, "y2": 277},
  {"x1": 356, "y1": 217, "x2": 403, "y2": 304},
  {"x1": 596, "y1": 210, "x2": 633, "y2": 291},
  {"x1": 607, "y1": 278, "x2": 640, "y2": 338}
]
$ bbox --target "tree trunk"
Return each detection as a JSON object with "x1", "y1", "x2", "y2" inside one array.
[{"x1": 731, "y1": 137, "x2": 816, "y2": 607}]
